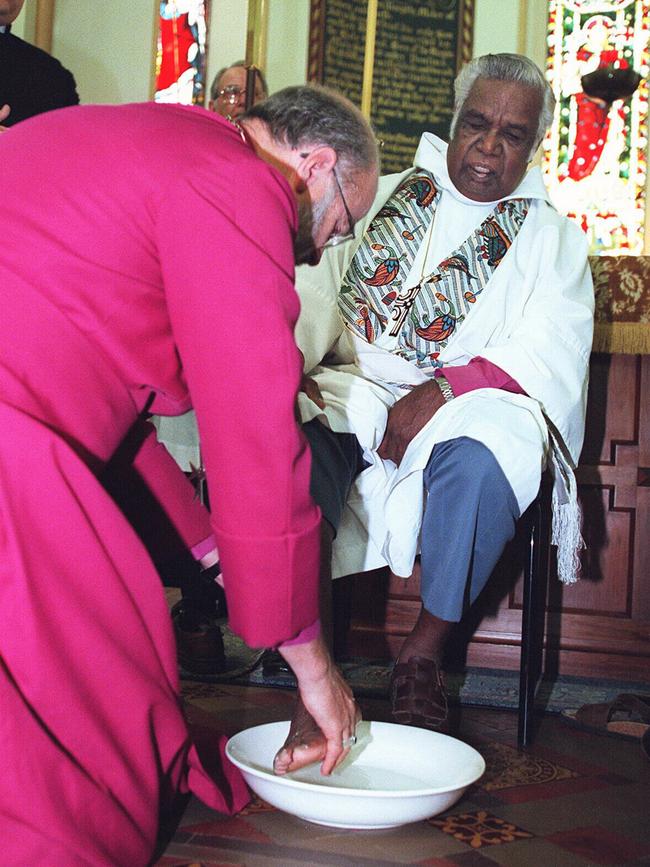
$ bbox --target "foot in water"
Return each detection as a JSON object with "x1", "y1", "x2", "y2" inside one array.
[{"x1": 273, "y1": 697, "x2": 326, "y2": 775}]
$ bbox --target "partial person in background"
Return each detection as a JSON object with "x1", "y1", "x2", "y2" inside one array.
[
  {"x1": 209, "y1": 58, "x2": 268, "y2": 120},
  {"x1": 0, "y1": 0, "x2": 78, "y2": 132}
]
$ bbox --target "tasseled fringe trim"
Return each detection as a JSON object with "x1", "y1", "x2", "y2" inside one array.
[
  {"x1": 549, "y1": 434, "x2": 585, "y2": 585},
  {"x1": 551, "y1": 485, "x2": 584, "y2": 584},
  {"x1": 592, "y1": 322, "x2": 650, "y2": 355}
]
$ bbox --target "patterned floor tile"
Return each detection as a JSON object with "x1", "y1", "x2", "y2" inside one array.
[
  {"x1": 478, "y1": 741, "x2": 578, "y2": 791},
  {"x1": 236, "y1": 795, "x2": 276, "y2": 816},
  {"x1": 295, "y1": 821, "x2": 473, "y2": 863},
  {"x1": 155, "y1": 842, "x2": 225, "y2": 864},
  {"x1": 443, "y1": 850, "x2": 503, "y2": 864},
  {"x1": 414, "y1": 858, "x2": 459, "y2": 866},
  {"x1": 181, "y1": 815, "x2": 275, "y2": 844},
  {"x1": 494, "y1": 782, "x2": 649, "y2": 840},
  {"x1": 495, "y1": 773, "x2": 614, "y2": 805},
  {"x1": 547, "y1": 825, "x2": 650, "y2": 865},
  {"x1": 457, "y1": 708, "x2": 519, "y2": 736},
  {"x1": 474, "y1": 740, "x2": 626, "y2": 806},
  {"x1": 169, "y1": 833, "x2": 438, "y2": 865},
  {"x1": 460, "y1": 790, "x2": 509, "y2": 811},
  {"x1": 429, "y1": 810, "x2": 534, "y2": 849},
  {"x1": 156, "y1": 858, "x2": 231, "y2": 866},
  {"x1": 523, "y1": 741, "x2": 635, "y2": 778},
  {"x1": 479, "y1": 836, "x2": 596, "y2": 867},
  {"x1": 156, "y1": 686, "x2": 650, "y2": 865}
]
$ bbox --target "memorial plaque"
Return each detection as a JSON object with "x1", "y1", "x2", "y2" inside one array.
[
  {"x1": 315, "y1": 0, "x2": 367, "y2": 107},
  {"x1": 309, "y1": 0, "x2": 473, "y2": 173}
]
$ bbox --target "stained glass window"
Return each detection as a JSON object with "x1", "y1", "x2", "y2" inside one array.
[
  {"x1": 543, "y1": 0, "x2": 649, "y2": 254},
  {"x1": 154, "y1": 1, "x2": 209, "y2": 105}
]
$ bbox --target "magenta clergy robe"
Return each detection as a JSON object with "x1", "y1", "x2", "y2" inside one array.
[{"x1": 0, "y1": 103, "x2": 320, "y2": 864}]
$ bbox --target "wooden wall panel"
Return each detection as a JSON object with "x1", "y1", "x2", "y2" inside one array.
[{"x1": 561, "y1": 488, "x2": 634, "y2": 615}]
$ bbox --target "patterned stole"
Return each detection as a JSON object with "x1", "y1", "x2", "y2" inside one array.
[{"x1": 338, "y1": 169, "x2": 531, "y2": 373}]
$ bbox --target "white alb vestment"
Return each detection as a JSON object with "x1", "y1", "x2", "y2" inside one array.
[{"x1": 295, "y1": 134, "x2": 594, "y2": 583}]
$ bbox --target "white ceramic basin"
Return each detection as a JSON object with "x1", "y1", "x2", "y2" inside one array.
[{"x1": 226, "y1": 720, "x2": 485, "y2": 829}]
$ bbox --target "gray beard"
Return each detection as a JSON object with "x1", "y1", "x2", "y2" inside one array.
[{"x1": 293, "y1": 186, "x2": 334, "y2": 266}]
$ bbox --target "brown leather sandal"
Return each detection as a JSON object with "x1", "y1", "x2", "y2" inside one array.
[
  {"x1": 390, "y1": 656, "x2": 449, "y2": 731},
  {"x1": 561, "y1": 693, "x2": 650, "y2": 741}
]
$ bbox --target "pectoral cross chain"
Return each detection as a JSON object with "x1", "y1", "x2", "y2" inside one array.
[{"x1": 388, "y1": 275, "x2": 442, "y2": 336}]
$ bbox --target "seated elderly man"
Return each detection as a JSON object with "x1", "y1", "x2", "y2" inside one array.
[{"x1": 279, "y1": 52, "x2": 593, "y2": 769}]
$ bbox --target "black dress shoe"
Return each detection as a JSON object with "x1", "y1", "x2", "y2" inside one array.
[
  {"x1": 171, "y1": 600, "x2": 225, "y2": 675},
  {"x1": 261, "y1": 649, "x2": 296, "y2": 682},
  {"x1": 200, "y1": 562, "x2": 228, "y2": 620}
]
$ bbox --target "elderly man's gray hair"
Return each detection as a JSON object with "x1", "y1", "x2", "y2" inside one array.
[
  {"x1": 450, "y1": 53, "x2": 556, "y2": 160},
  {"x1": 210, "y1": 61, "x2": 269, "y2": 102},
  {"x1": 243, "y1": 83, "x2": 380, "y2": 184}
]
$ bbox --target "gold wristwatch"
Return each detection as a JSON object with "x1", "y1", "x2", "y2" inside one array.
[{"x1": 436, "y1": 374, "x2": 455, "y2": 403}]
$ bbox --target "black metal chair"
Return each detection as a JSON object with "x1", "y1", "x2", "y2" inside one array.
[
  {"x1": 517, "y1": 478, "x2": 551, "y2": 747},
  {"x1": 334, "y1": 476, "x2": 553, "y2": 747}
]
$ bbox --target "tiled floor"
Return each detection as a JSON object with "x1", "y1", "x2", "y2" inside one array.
[{"x1": 156, "y1": 681, "x2": 650, "y2": 866}]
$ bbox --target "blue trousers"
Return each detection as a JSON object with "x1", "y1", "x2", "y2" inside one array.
[
  {"x1": 306, "y1": 422, "x2": 519, "y2": 623},
  {"x1": 420, "y1": 437, "x2": 519, "y2": 622}
]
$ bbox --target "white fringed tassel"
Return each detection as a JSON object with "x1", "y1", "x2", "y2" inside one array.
[{"x1": 549, "y1": 437, "x2": 585, "y2": 585}]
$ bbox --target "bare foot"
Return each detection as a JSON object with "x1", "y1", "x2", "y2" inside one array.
[{"x1": 273, "y1": 696, "x2": 327, "y2": 775}]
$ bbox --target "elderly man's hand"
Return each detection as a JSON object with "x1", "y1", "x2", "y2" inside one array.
[
  {"x1": 294, "y1": 374, "x2": 325, "y2": 423},
  {"x1": 300, "y1": 374, "x2": 325, "y2": 409},
  {"x1": 294, "y1": 347, "x2": 325, "y2": 416},
  {"x1": 0, "y1": 103, "x2": 10, "y2": 133},
  {"x1": 377, "y1": 379, "x2": 446, "y2": 465}
]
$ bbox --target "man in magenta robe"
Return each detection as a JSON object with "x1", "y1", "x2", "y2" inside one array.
[{"x1": 0, "y1": 85, "x2": 378, "y2": 864}]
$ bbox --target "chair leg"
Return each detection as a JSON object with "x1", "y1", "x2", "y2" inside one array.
[{"x1": 518, "y1": 496, "x2": 547, "y2": 747}]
